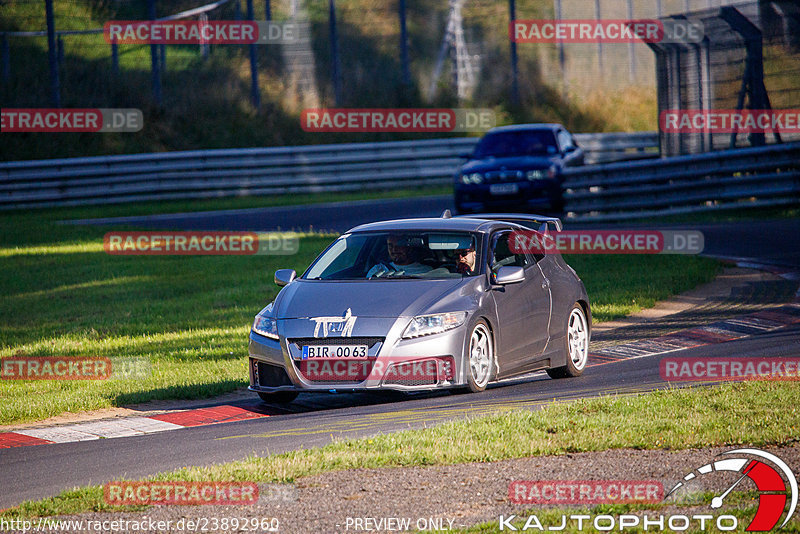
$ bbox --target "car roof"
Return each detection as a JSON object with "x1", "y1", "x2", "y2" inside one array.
[
  {"x1": 483, "y1": 123, "x2": 565, "y2": 134},
  {"x1": 347, "y1": 217, "x2": 505, "y2": 234},
  {"x1": 346, "y1": 213, "x2": 559, "y2": 234}
]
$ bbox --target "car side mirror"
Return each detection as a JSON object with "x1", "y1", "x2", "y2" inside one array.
[
  {"x1": 274, "y1": 269, "x2": 297, "y2": 287},
  {"x1": 493, "y1": 266, "x2": 525, "y2": 285}
]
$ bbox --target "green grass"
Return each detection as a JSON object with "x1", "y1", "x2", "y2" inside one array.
[
  {"x1": 0, "y1": 191, "x2": 719, "y2": 425},
  {"x1": 2, "y1": 380, "x2": 798, "y2": 519}
]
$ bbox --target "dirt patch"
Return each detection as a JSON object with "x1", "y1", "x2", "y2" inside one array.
[{"x1": 62, "y1": 443, "x2": 800, "y2": 533}]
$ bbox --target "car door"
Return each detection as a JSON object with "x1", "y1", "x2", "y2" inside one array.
[{"x1": 488, "y1": 230, "x2": 552, "y2": 377}]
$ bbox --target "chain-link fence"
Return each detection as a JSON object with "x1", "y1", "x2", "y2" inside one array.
[{"x1": 651, "y1": 0, "x2": 800, "y2": 155}]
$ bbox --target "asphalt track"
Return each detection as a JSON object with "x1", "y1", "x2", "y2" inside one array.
[
  {"x1": 3, "y1": 199, "x2": 798, "y2": 509},
  {"x1": 67, "y1": 195, "x2": 800, "y2": 267}
]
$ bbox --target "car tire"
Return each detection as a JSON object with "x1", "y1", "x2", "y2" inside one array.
[
  {"x1": 546, "y1": 303, "x2": 589, "y2": 379},
  {"x1": 462, "y1": 319, "x2": 494, "y2": 392},
  {"x1": 257, "y1": 391, "x2": 299, "y2": 404}
]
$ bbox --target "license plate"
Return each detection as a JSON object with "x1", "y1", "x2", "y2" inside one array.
[
  {"x1": 490, "y1": 183, "x2": 519, "y2": 195},
  {"x1": 301, "y1": 345, "x2": 368, "y2": 359}
]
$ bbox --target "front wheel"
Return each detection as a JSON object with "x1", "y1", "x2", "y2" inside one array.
[
  {"x1": 258, "y1": 391, "x2": 299, "y2": 404},
  {"x1": 546, "y1": 303, "x2": 589, "y2": 379},
  {"x1": 463, "y1": 320, "x2": 494, "y2": 392}
]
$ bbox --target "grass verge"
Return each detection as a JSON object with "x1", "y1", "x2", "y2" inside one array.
[{"x1": 2, "y1": 380, "x2": 798, "y2": 518}]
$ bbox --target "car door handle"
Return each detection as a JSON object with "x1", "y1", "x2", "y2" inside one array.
[{"x1": 542, "y1": 278, "x2": 550, "y2": 289}]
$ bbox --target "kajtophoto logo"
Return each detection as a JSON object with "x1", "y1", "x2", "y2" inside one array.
[
  {"x1": 499, "y1": 449, "x2": 797, "y2": 531},
  {"x1": 666, "y1": 448, "x2": 798, "y2": 531}
]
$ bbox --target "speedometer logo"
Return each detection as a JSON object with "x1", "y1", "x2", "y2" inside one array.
[{"x1": 666, "y1": 449, "x2": 798, "y2": 531}]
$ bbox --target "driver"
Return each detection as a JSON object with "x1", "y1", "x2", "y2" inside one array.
[
  {"x1": 455, "y1": 244, "x2": 476, "y2": 275},
  {"x1": 367, "y1": 235, "x2": 433, "y2": 278}
]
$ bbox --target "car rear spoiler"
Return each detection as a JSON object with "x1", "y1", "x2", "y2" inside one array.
[{"x1": 454, "y1": 213, "x2": 563, "y2": 233}]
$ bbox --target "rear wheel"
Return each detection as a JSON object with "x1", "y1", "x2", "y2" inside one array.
[
  {"x1": 464, "y1": 320, "x2": 494, "y2": 392},
  {"x1": 257, "y1": 391, "x2": 299, "y2": 404},
  {"x1": 546, "y1": 304, "x2": 588, "y2": 378}
]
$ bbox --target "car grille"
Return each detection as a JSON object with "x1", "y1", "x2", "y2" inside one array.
[
  {"x1": 251, "y1": 359, "x2": 293, "y2": 387},
  {"x1": 294, "y1": 359, "x2": 377, "y2": 383},
  {"x1": 484, "y1": 170, "x2": 524, "y2": 183},
  {"x1": 380, "y1": 357, "x2": 454, "y2": 387}
]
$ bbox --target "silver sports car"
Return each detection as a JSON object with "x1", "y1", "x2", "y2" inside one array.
[{"x1": 249, "y1": 212, "x2": 591, "y2": 403}]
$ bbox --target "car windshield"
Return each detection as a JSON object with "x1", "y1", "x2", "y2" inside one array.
[
  {"x1": 304, "y1": 231, "x2": 480, "y2": 280},
  {"x1": 472, "y1": 130, "x2": 558, "y2": 158}
]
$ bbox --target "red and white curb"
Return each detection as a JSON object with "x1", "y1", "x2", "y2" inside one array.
[
  {"x1": 0, "y1": 405, "x2": 269, "y2": 449},
  {"x1": 589, "y1": 303, "x2": 800, "y2": 365}
]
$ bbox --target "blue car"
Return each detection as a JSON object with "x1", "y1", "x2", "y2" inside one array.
[{"x1": 454, "y1": 124, "x2": 585, "y2": 214}]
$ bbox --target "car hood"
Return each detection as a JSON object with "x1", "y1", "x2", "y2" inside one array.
[
  {"x1": 274, "y1": 278, "x2": 464, "y2": 319},
  {"x1": 461, "y1": 155, "x2": 557, "y2": 173}
]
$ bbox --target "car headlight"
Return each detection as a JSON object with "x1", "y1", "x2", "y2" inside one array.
[
  {"x1": 402, "y1": 311, "x2": 468, "y2": 339},
  {"x1": 462, "y1": 173, "x2": 483, "y2": 184},
  {"x1": 253, "y1": 305, "x2": 279, "y2": 340}
]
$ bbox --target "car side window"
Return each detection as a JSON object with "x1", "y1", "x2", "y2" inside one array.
[
  {"x1": 557, "y1": 130, "x2": 574, "y2": 152},
  {"x1": 489, "y1": 232, "x2": 529, "y2": 273}
]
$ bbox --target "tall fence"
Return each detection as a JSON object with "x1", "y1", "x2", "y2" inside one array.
[
  {"x1": 651, "y1": 1, "x2": 800, "y2": 155},
  {"x1": 0, "y1": 133, "x2": 656, "y2": 210}
]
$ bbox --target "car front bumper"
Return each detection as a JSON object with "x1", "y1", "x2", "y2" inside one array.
[{"x1": 248, "y1": 324, "x2": 468, "y2": 393}]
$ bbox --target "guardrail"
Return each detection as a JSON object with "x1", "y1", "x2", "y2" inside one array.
[
  {"x1": 0, "y1": 133, "x2": 657, "y2": 210},
  {"x1": 562, "y1": 141, "x2": 800, "y2": 222}
]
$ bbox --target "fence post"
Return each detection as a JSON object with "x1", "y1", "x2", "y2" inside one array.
[
  {"x1": 329, "y1": 0, "x2": 342, "y2": 106},
  {"x1": 199, "y1": 13, "x2": 210, "y2": 60},
  {"x1": 247, "y1": 0, "x2": 261, "y2": 109},
  {"x1": 160, "y1": 44, "x2": 167, "y2": 74},
  {"x1": 148, "y1": 0, "x2": 162, "y2": 106},
  {"x1": 235, "y1": 1, "x2": 242, "y2": 21},
  {"x1": 594, "y1": 0, "x2": 603, "y2": 73},
  {"x1": 398, "y1": 0, "x2": 410, "y2": 86},
  {"x1": 45, "y1": 0, "x2": 61, "y2": 107},
  {"x1": 265, "y1": 0, "x2": 271, "y2": 20},
  {"x1": 57, "y1": 35, "x2": 64, "y2": 69},
  {"x1": 111, "y1": 39, "x2": 119, "y2": 75},
  {"x1": 508, "y1": 0, "x2": 519, "y2": 106},
  {"x1": 627, "y1": 0, "x2": 636, "y2": 82},
  {"x1": 2, "y1": 35, "x2": 10, "y2": 83},
  {"x1": 554, "y1": 0, "x2": 566, "y2": 95}
]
